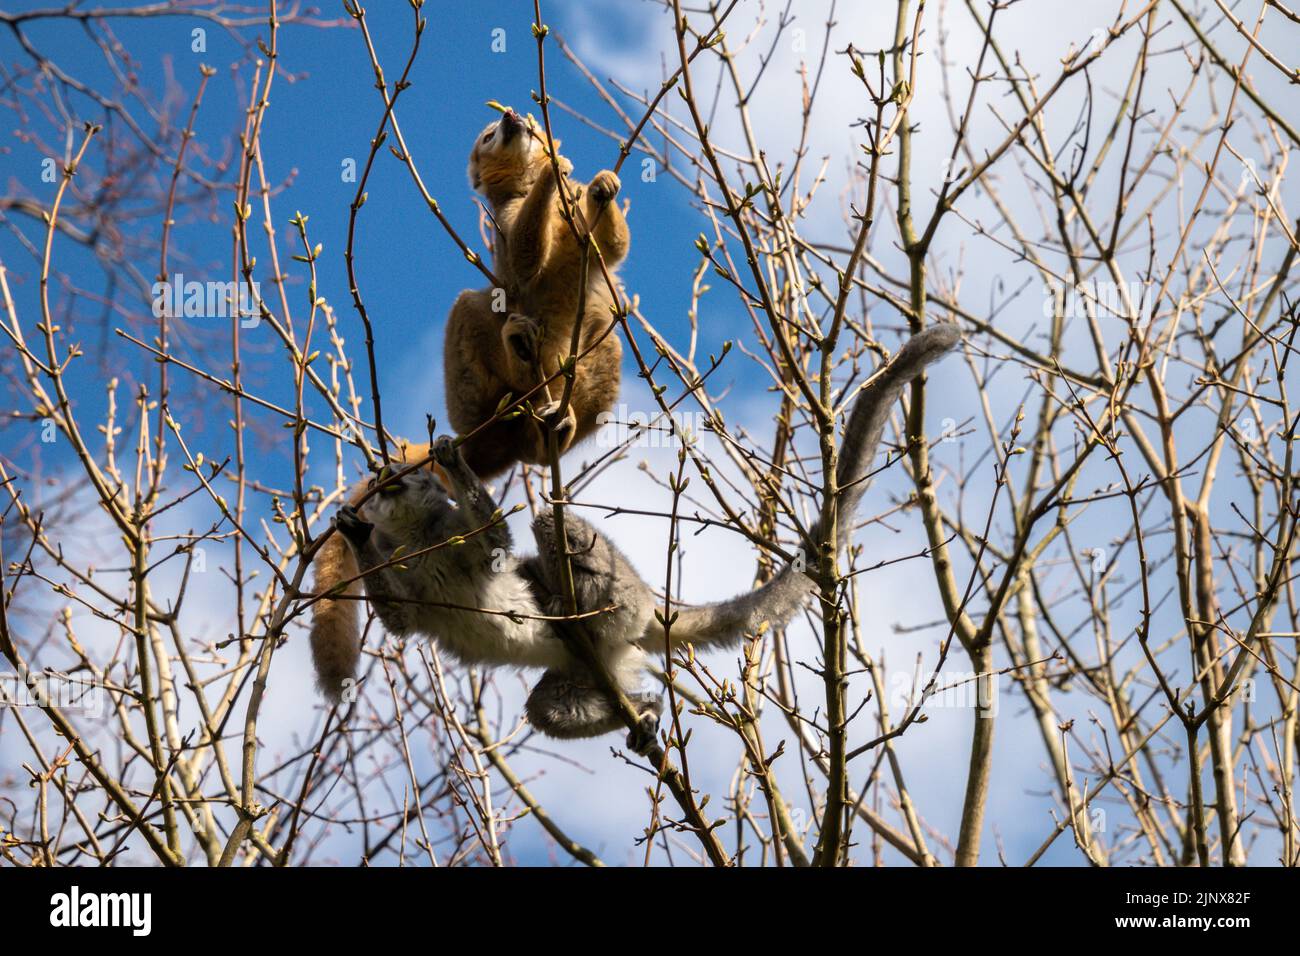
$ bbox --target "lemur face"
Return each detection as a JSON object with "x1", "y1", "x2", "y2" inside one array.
[
  {"x1": 466, "y1": 108, "x2": 555, "y2": 198},
  {"x1": 360, "y1": 467, "x2": 449, "y2": 534}
]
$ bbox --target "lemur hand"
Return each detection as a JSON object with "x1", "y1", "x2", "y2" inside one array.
[
  {"x1": 545, "y1": 154, "x2": 573, "y2": 183},
  {"x1": 535, "y1": 399, "x2": 577, "y2": 453},
  {"x1": 335, "y1": 505, "x2": 373, "y2": 547},
  {"x1": 589, "y1": 170, "x2": 620, "y2": 206},
  {"x1": 431, "y1": 435, "x2": 461, "y2": 470}
]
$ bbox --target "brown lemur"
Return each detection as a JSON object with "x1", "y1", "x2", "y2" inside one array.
[
  {"x1": 312, "y1": 325, "x2": 960, "y2": 741},
  {"x1": 444, "y1": 107, "x2": 628, "y2": 478}
]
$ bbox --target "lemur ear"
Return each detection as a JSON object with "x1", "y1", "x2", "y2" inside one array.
[{"x1": 393, "y1": 437, "x2": 457, "y2": 496}]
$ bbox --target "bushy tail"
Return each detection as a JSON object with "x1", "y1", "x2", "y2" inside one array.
[
  {"x1": 643, "y1": 324, "x2": 960, "y2": 650},
  {"x1": 308, "y1": 441, "x2": 433, "y2": 701},
  {"x1": 309, "y1": 529, "x2": 362, "y2": 702}
]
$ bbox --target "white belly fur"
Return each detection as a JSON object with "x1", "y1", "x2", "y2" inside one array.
[{"x1": 428, "y1": 563, "x2": 567, "y2": 671}]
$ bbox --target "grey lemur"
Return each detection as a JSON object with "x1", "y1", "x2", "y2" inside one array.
[{"x1": 316, "y1": 325, "x2": 960, "y2": 741}]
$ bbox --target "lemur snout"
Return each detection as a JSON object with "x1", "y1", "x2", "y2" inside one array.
[
  {"x1": 370, "y1": 465, "x2": 404, "y2": 497},
  {"x1": 500, "y1": 110, "x2": 524, "y2": 142}
]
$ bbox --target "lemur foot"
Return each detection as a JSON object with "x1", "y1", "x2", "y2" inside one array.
[
  {"x1": 503, "y1": 313, "x2": 541, "y2": 366},
  {"x1": 431, "y1": 435, "x2": 460, "y2": 470},
  {"x1": 535, "y1": 400, "x2": 578, "y2": 453},
  {"x1": 625, "y1": 694, "x2": 663, "y2": 755},
  {"x1": 626, "y1": 710, "x2": 660, "y2": 756},
  {"x1": 589, "y1": 170, "x2": 621, "y2": 206},
  {"x1": 334, "y1": 504, "x2": 373, "y2": 547}
]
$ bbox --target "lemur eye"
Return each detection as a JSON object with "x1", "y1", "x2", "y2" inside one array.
[{"x1": 482, "y1": 132, "x2": 492, "y2": 143}]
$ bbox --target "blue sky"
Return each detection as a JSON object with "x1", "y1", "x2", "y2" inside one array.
[{"x1": 1, "y1": 1, "x2": 716, "y2": 453}]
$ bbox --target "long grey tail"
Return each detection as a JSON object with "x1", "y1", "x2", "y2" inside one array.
[{"x1": 641, "y1": 324, "x2": 960, "y2": 651}]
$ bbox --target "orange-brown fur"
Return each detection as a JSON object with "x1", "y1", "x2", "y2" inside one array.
[
  {"x1": 446, "y1": 110, "x2": 628, "y2": 477},
  {"x1": 309, "y1": 522, "x2": 362, "y2": 702},
  {"x1": 312, "y1": 112, "x2": 633, "y2": 699},
  {"x1": 309, "y1": 438, "x2": 438, "y2": 701}
]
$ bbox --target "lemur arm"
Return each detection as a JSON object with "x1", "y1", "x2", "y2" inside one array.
[
  {"x1": 433, "y1": 436, "x2": 513, "y2": 552},
  {"x1": 583, "y1": 171, "x2": 629, "y2": 267},
  {"x1": 507, "y1": 163, "x2": 561, "y2": 283},
  {"x1": 336, "y1": 507, "x2": 422, "y2": 637}
]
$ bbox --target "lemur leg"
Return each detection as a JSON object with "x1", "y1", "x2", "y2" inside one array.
[
  {"x1": 500, "y1": 312, "x2": 577, "y2": 460},
  {"x1": 525, "y1": 512, "x2": 661, "y2": 746},
  {"x1": 525, "y1": 665, "x2": 662, "y2": 749},
  {"x1": 583, "y1": 171, "x2": 629, "y2": 266},
  {"x1": 444, "y1": 289, "x2": 538, "y2": 478},
  {"x1": 431, "y1": 436, "x2": 513, "y2": 552},
  {"x1": 566, "y1": 313, "x2": 621, "y2": 449},
  {"x1": 607, "y1": 640, "x2": 662, "y2": 754},
  {"x1": 534, "y1": 324, "x2": 586, "y2": 458},
  {"x1": 501, "y1": 312, "x2": 541, "y2": 379},
  {"x1": 336, "y1": 506, "x2": 422, "y2": 636}
]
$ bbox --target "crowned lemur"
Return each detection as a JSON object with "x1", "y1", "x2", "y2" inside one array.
[
  {"x1": 445, "y1": 107, "x2": 627, "y2": 477},
  {"x1": 310, "y1": 324, "x2": 960, "y2": 743}
]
